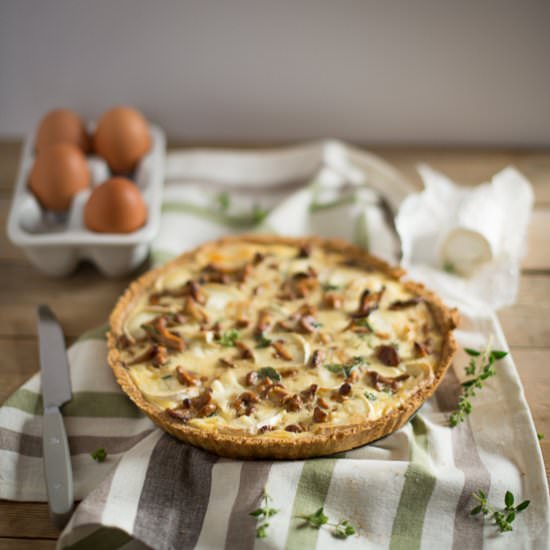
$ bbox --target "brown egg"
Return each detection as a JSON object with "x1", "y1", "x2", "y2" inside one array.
[
  {"x1": 84, "y1": 177, "x2": 147, "y2": 233},
  {"x1": 29, "y1": 143, "x2": 90, "y2": 211},
  {"x1": 35, "y1": 109, "x2": 89, "y2": 153},
  {"x1": 93, "y1": 106, "x2": 151, "y2": 174}
]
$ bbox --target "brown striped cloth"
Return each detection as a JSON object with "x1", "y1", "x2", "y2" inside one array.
[{"x1": 1, "y1": 143, "x2": 548, "y2": 549}]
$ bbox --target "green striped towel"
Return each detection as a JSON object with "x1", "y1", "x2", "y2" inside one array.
[{"x1": 1, "y1": 142, "x2": 548, "y2": 550}]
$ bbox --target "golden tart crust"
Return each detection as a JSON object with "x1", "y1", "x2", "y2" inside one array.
[{"x1": 108, "y1": 235, "x2": 459, "y2": 459}]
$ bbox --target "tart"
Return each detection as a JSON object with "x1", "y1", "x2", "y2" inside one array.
[{"x1": 108, "y1": 235, "x2": 458, "y2": 459}]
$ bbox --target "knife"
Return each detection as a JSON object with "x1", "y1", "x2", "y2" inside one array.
[{"x1": 37, "y1": 305, "x2": 74, "y2": 529}]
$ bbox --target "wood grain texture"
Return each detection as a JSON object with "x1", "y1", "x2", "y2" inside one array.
[
  {"x1": 0, "y1": 338, "x2": 38, "y2": 404},
  {"x1": 370, "y1": 148, "x2": 550, "y2": 205},
  {"x1": 523, "y1": 209, "x2": 550, "y2": 270},
  {"x1": 2, "y1": 139, "x2": 550, "y2": 203},
  {"x1": 0, "y1": 538, "x2": 56, "y2": 550},
  {"x1": 0, "y1": 261, "x2": 146, "y2": 338},
  {"x1": 0, "y1": 141, "x2": 549, "y2": 542},
  {"x1": 0, "y1": 502, "x2": 58, "y2": 539}
]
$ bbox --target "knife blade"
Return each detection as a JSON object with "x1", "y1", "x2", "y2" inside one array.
[{"x1": 37, "y1": 305, "x2": 74, "y2": 529}]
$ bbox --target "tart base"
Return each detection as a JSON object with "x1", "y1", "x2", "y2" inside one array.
[{"x1": 108, "y1": 235, "x2": 459, "y2": 459}]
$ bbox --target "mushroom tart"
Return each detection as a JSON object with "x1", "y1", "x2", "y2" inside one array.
[{"x1": 108, "y1": 235, "x2": 458, "y2": 459}]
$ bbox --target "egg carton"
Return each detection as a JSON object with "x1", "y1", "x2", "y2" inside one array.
[{"x1": 6, "y1": 125, "x2": 165, "y2": 277}]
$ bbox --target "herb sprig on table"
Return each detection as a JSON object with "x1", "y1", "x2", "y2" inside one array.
[
  {"x1": 297, "y1": 507, "x2": 357, "y2": 539},
  {"x1": 251, "y1": 204, "x2": 268, "y2": 224},
  {"x1": 470, "y1": 489, "x2": 530, "y2": 533},
  {"x1": 250, "y1": 491, "x2": 356, "y2": 540},
  {"x1": 91, "y1": 448, "x2": 107, "y2": 462},
  {"x1": 216, "y1": 191, "x2": 231, "y2": 212},
  {"x1": 449, "y1": 344, "x2": 508, "y2": 427},
  {"x1": 250, "y1": 489, "x2": 279, "y2": 538}
]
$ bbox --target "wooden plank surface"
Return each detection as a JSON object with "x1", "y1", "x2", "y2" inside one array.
[
  {"x1": 0, "y1": 502, "x2": 58, "y2": 540},
  {"x1": 0, "y1": 539, "x2": 56, "y2": 550},
  {"x1": 1, "y1": 141, "x2": 549, "y2": 543}
]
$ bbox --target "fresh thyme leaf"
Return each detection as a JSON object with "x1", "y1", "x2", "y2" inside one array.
[
  {"x1": 450, "y1": 345, "x2": 507, "y2": 427},
  {"x1": 333, "y1": 519, "x2": 356, "y2": 539},
  {"x1": 354, "y1": 317, "x2": 374, "y2": 331},
  {"x1": 538, "y1": 432, "x2": 544, "y2": 441},
  {"x1": 219, "y1": 329, "x2": 239, "y2": 347},
  {"x1": 443, "y1": 261, "x2": 455, "y2": 274},
  {"x1": 322, "y1": 283, "x2": 342, "y2": 292},
  {"x1": 251, "y1": 489, "x2": 279, "y2": 539},
  {"x1": 142, "y1": 323, "x2": 160, "y2": 336},
  {"x1": 349, "y1": 356, "x2": 366, "y2": 367},
  {"x1": 516, "y1": 500, "x2": 530, "y2": 512},
  {"x1": 505, "y1": 491, "x2": 514, "y2": 507},
  {"x1": 325, "y1": 364, "x2": 345, "y2": 375},
  {"x1": 216, "y1": 191, "x2": 230, "y2": 211},
  {"x1": 364, "y1": 391, "x2": 377, "y2": 401},
  {"x1": 464, "y1": 358, "x2": 477, "y2": 376},
  {"x1": 325, "y1": 357, "x2": 364, "y2": 378},
  {"x1": 257, "y1": 367, "x2": 281, "y2": 382},
  {"x1": 255, "y1": 333, "x2": 272, "y2": 348},
  {"x1": 470, "y1": 488, "x2": 529, "y2": 533},
  {"x1": 256, "y1": 523, "x2": 269, "y2": 538},
  {"x1": 161, "y1": 374, "x2": 173, "y2": 380},
  {"x1": 252, "y1": 204, "x2": 268, "y2": 223},
  {"x1": 91, "y1": 448, "x2": 107, "y2": 462}
]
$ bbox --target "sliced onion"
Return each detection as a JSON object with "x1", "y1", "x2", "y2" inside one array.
[
  {"x1": 202, "y1": 284, "x2": 245, "y2": 313},
  {"x1": 154, "y1": 267, "x2": 193, "y2": 292},
  {"x1": 123, "y1": 310, "x2": 159, "y2": 341}
]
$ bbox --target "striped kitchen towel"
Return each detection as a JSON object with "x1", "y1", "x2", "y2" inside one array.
[{"x1": 1, "y1": 142, "x2": 548, "y2": 549}]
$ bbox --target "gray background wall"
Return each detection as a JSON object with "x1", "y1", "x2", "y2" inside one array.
[{"x1": 1, "y1": 0, "x2": 549, "y2": 146}]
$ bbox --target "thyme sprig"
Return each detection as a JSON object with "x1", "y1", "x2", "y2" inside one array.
[
  {"x1": 216, "y1": 191, "x2": 230, "y2": 212},
  {"x1": 322, "y1": 283, "x2": 342, "y2": 292},
  {"x1": 257, "y1": 366, "x2": 281, "y2": 382},
  {"x1": 324, "y1": 356, "x2": 366, "y2": 378},
  {"x1": 470, "y1": 489, "x2": 529, "y2": 533},
  {"x1": 297, "y1": 507, "x2": 357, "y2": 539},
  {"x1": 219, "y1": 329, "x2": 240, "y2": 347},
  {"x1": 252, "y1": 204, "x2": 268, "y2": 223},
  {"x1": 91, "y1": 448, "x2": 107, "y2": 462},
  {"x1": 449, "y1": 343, "x2": 508, "y2": 427},
  {"x1": 255, "y1": 333, "x2": 272, "y2": 348},
  {"x1": 250, "y1": 489, "x2": 279, "y2": 538}
]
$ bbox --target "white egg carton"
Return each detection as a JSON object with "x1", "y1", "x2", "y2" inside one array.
[{"x1": 6, "y1": 124, "x2": 166, "y2": 277}]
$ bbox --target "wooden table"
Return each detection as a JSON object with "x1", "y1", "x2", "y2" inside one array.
[{"x1": 0, "y1": 141, "x2": 548, "y2": 549}]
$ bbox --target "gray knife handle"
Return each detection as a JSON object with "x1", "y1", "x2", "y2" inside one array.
[{"x1": 43, "y1": 406, "x2": 74, "y2": 529}]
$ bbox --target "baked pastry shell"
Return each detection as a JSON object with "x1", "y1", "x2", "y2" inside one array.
[{"x1": 108, "y1": 235, "x2": 459, "y2": 459}]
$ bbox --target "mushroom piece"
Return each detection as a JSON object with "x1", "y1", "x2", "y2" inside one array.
[{"x1": 376, "y1": 345, "x2": 400, "y2": 367}]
